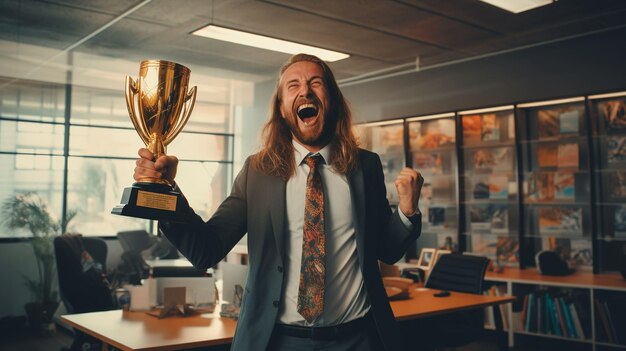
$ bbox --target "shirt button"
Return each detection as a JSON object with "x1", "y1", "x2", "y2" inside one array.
[
  {"x1": 273, "y1": 300, "x2": 279, "y2": 307},
  {"x1": 277, "y1": 266, "x2": 283, "y2": 273}
]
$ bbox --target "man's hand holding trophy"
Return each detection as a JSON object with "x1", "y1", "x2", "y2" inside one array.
[{"x1": 112, "y1": 60, "x2": 196, "y2": 222}]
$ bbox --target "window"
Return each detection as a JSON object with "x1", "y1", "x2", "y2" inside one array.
[{"x1": 0, "y1": 78, "x2": 236, "y2": 238}]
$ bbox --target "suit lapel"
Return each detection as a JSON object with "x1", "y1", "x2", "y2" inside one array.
[
  {"x1": 349, "y1": 159, "x2": 366, "y2": 264},
  {"x1": 269, "y1": 175, "x2": 286, "y2": 263}
]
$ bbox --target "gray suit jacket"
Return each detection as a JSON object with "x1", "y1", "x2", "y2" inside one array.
[{"x1": 160, "y1": 149, "x2": 421, "y2": 351}]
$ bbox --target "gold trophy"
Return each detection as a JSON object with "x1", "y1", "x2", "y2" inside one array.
[{"x1": 112, "y1": 60, "x2": 197, "y2": 222}]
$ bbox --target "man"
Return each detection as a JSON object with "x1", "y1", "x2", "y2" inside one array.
[{"x1": 134, "y1": 53, "x2": 423, "y2": 351}]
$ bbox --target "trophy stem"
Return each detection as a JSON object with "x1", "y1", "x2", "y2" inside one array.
[{"x1": 147, "y1": 133, "x2": 167, "y2": 159}]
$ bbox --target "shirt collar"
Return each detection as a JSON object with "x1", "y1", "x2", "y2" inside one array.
[{"x1": 293, "y1": 140, "x2": 331, "y2": 166}]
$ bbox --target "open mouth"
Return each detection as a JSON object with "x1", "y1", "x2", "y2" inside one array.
[{"x1": 297, "y1": 103, "x2": 318, "y2": 124}]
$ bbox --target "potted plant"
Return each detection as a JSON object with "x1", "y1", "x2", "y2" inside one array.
[{"x1": 1, "y1": 192, "x2": 76, "y2": 334}]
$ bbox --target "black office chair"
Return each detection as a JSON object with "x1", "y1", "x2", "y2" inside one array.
[
  {"x1": 55, "y1": 234, "x2": 115, "y2": 351},
  {"x1": 403, "y1": 253, "x2": 493, "y2": 351},
  {"x1": 425, "y1": 253, "x2": 489, "y2": 294}
]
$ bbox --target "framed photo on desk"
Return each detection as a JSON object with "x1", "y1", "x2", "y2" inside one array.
[{"x1": 417, "y1": 248, "x2": 437, "y2": 270}]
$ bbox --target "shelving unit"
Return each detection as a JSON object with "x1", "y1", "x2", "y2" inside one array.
[
  {"x1": 588, "y1": 92, "x2": 626, "y2": 274},
  {"x1": 458, "y1": 106, "x2": 519, "y2": 267},
  {"x1": 355, "y1": 90, "x2": 626, "y2": 349},
  {"x1": 406, "y1": 113, "x2": 458, "y2": 250},
  {"x1": 354, "y1": 119, "x2": 406, "y2": 207},
  {"x1": 517, "y1": 98, "x2": 593, "y2": 271},
  {"x1": 486, "y1": 267, "x2": 626, "y2": 350}
]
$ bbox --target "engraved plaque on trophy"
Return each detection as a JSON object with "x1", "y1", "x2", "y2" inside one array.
[{"x1": 112, "y1": 60, "x2": 197, "y2": 222}]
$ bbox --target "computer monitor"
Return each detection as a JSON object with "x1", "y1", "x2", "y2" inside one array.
[{"x1": 117, "y1": 230, "x2": 153, "y2": 254}]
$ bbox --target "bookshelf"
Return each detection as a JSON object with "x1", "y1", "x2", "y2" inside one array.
[
  {"x1": 517, "y1": 98, "x2": 593, "y2": 271},
  {"x1": 486, "y1": 267, "x2": 626, "y2": 350},
  {"x1": 355, "y1": 90, "x2": 626, "y2": 349},
  {"x1": 406, "y1": 113, "x2": 459, "y2": 250},
  {"x1": 353, "y1": 119, "x2": 406, "y2": 207},
  {"x1": 458, "y1": 106, "x2": 519, "y2": 268},
  {"x1": 588, "y1": 92, "x2": 626, "y2": 274}
]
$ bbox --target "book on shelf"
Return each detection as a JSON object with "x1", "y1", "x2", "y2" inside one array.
[
  {"x1": 481, "y1": 113, "x2": 500, "y2": 142},
  {"x1": 370, "y1": 124, "x2": 404, "y2": 152},
  {"x1": 554, "y1": 171, "x2": 575, "y2": 200},
  {"x1": 470, "y1": 235, "x2": 497, "y2": 259},
  {"x1": 521, "y1": 290, "x2": 589, "y2": 339},
  {"x1": 538, "y1": 110, "x2": 560, "y2": 138},
  {"x1": 463, "y1": 115, "x2": 482, "y2": 144},
  {"x1": 560, "y1": 298, "x2": 575, "y2": 337},
  {"x1": 615, "y1": 205, "x2": 626, "y2": 234},
  {"x1": 488, "y1": 175, "x2": 509, "y2": 199},
  {"x1": 569, "y1": 239, "x2": 593, "y2": 267},
  {"x1": 471, "y1": 147, "x2": 513, "y2": 171},
  {"x1": 599, "y1": 99, "x2": 626, "y2": 131},
  {"x1": 470, "y1": 205, "x2": 491, "y2": 231},
  {"x1": 603, "y1": 294, "x2": 626, "y2": 345},
  {"x1": 567, "y1": 299, "x2": 585, "y2": 340},
  {"x1": 496, "y1": 236, "x2": 519, "y2": 264},
  {"x1": 484, "y1": 284, "x2": 515, "y2": 331},
  {"x1": 538, "y1": 207, "x2": 583, "y2": 235},
  {"x1": 546, "y1": 296, "x2": 562, "y2": 336},
  {"x1": 595, "y1": 298, "x2": 615, "y2": 344},
  {"x1": 413, "y1": 152, "x2": 443, "y2": 175},
  {"x1": 607, "y1": 136, "x2": 626, "y2": 164},
  {"x1": 473, "y1": 177, "x2": 490, "y2": 199},
  {"x1": 527, "y1": 172, "x2": 556, "y2": 201},
  {"x1": 491, "y1": 205, "x2": 509, "y2": 233},
  {"x1": 557, "y1": 143, "x2": 579, "y2": 168},
  {"x1": 607, "y1": 171, "x2": 626, "y2": 200},
  {"x1": 559, "y1": 110, "x2": 580, "y2": 135},
  {"x1": 537, "y1": 144, "x2": 558, "y2": 168},
  {"x1": 469, "y1": 204, "x2": 509, "y2": 233},
  {"x1": 409, "y1": 119, "x2": 456, "y2": 149}
]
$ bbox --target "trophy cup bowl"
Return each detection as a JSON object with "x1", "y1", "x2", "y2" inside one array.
[{"x1": 112, "y1": 60, "x2": 197, "y2": 222}]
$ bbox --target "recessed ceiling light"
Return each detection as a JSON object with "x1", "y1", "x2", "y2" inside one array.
[
  {"x1": 192, "y1": 25, "x2": 350, "y2": 62},
  {"x1": 478, "y1": 0, "x2": 555, "y2": 13}
]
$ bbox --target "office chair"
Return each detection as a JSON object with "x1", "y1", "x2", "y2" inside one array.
[
  {"x1": 403, "y1": 254, "x2": 493, "y2": 351},
  {"x1": 55, "y1": 234, "x2": 115, "y2": 351},
  {"x1": 424, "y1": 253, "x2": 489, "y2": 294}
]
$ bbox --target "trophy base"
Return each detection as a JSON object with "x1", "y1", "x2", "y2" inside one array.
[{"x1": 111, "y1": 182, "x2": 188, "y2": 223}]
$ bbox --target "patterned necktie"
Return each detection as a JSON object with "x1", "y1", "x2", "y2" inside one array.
[{"x1": 298, "y1": 154, "x2": 325, "y2": 322}]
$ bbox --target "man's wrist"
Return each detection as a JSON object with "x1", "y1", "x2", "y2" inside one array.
[{"x1": 407, "y1": 209, "x2": 422, "y2": 226}]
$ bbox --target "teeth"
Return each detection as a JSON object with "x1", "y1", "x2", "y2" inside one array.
[
  {"x1": 298, "y1": 103, "x2": 315, "y2": 113},
  {"x1": 297, "y1": 103, "x2": 318, "y2": 119}
]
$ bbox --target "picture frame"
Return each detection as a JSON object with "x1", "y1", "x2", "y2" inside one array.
[{"x1": 417, "y1": 248, "x2": 437, "y2": 270}]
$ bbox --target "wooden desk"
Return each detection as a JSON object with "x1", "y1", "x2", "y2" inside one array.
[
  {"x1": 392, "y1": 287, "x2": 515, "y2": 321},
  {"x1": 61, "y1": 288, "x2": 514, "y2": 351},
  {"x1": 61, "y1": 310, "x2": 236, "y2": 351}
]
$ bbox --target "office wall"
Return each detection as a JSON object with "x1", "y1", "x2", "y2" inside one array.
[{"x1": 343, "y1": 26, "x2": 626, "y2": 123}]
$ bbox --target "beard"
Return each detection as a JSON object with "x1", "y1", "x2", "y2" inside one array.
[{"x1": 285, "y1": 109, "x2": 335, "y2": 148}]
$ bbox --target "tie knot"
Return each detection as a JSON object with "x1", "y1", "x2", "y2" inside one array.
[{"x1": 305, "y1": 154, "x2": 324, "y2": 170}]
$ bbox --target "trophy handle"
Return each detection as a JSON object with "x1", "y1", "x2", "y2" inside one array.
[
  {"x1": 125, "y1": 76, "x2": 150, "y2": 146},
  {"x1": 164, "y1": 86, "x2": 197, "y2": 145}
]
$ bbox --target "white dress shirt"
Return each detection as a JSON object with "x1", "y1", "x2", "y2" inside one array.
[{"x1": 277, "y1": 141, "x2": 414, "y2": 326}]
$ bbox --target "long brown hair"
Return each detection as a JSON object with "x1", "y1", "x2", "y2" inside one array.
[{"x1": 252, "y1": 54, "x2": 359, "y2": 180}]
